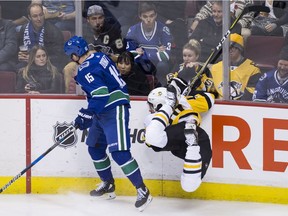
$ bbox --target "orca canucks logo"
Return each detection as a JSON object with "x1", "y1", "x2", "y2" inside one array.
[{"x1": 53, "y1": 122, "x2": 78, "y2": 148}]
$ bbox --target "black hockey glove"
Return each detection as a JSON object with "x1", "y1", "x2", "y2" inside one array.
[{"x1": 74, "y1": 108, "x2": 93, "y2": 130}]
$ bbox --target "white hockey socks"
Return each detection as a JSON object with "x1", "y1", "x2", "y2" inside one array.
[{"x1": 181, "y1": 122, "x2": 202, "y2": 192}]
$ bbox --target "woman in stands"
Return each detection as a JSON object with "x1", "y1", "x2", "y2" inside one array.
[
  {"x1": 15, "y1": 45, "x2": 64, "y2": 94},
  {"x1": 116, "y1": 51, "x2": 151, "y2": 96},
  {"x1": 169, "y1": 39, "x2": 202, "y2": 83}
]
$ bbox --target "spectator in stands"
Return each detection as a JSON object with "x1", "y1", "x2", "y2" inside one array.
[
  {"x1": 190, "y1": 1, "x2": 242, "y2": 63},
  {"x1": 82, "y1": 0, "x2": 120, "y2": 28},
  {"x1": 32, "y1": 0, "x2": 76, "y2": 34},
  {"x1": 83, "y1": 1, "x2": 139, "y2": 38},
  {"x1": 0, "y1": 1, "x2": 31, "y2": 32},
  {"x1": 189, "y1": 0, "x2": 253, "y2": 37},
  {"x1": 17, "y1": 2, "x2": 67, "y2": 71},
  {"x1": 166, "y1": 39, "x2": 217, "y2": 95},
  {"x1": 251, "y1": 0, "x2": 288, "y2": 36},
  {"x1": 0, "y1": 6, "x2": 18, "y2": 72},
  {"x1": 63, "y1": 4, "x2": 127, "y2": 94},
  {"x1": 209, "y1": 33, "x2": 261, "y2": 101},
  {"x1": 253, "y1": 46, "x2": 288, "y2": 103},
  {"x1": 83, "y1": 4, "x2": 125, "y2": 60},
  {"x1": 15, "y1": 45, "x2": 63, "y2": 94},
  {"x1": 116, "y1": 51, "x2": 151, "y2": 96},
  {"x1": 169, "y1": 39, "x2": 202, "y2": 84},
  {"x1": 126, "y1": 1, "x2": 173, "y2": 86}
]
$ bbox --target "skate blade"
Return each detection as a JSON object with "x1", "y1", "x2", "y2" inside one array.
[
  {"x1": 137, "y1": 195, "x2": 153, "y2": 212},
  {"x1": 104, "y1": 192, "x2": 116, "y2": 200},
  {"x1": 91, "y1": 192, "x2": 116, "y2": 200}
]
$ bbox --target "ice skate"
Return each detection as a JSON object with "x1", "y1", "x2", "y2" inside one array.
[
  {"x1": 135, "y1": 184, "x2": 153, "y2": 212},
  {"x1": 90, "y1": 180, "x2": 116, "y2": 200}
]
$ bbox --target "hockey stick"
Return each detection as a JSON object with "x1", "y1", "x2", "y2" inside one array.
[
  {"x1": 183, "y1": 5, "x2": 270, "y2": 96},
  {"x1": 0, "y1": 125, "x2": 77, "y2": 193}
]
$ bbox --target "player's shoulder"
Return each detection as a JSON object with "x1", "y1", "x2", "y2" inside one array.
[{"x1": 78, "y1": 52, "x2": 105, "y2": 70}]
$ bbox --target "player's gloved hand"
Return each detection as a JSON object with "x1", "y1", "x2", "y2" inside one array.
[
  {"x1": 166, "y1": 73, "x2": 176, "y2": 84},
  {"x1": 74, "y1": 108, "x2": 93, "y2": 130},
  {"x1": 170, "y1": 77, "x2": 189, "y2": 95}
]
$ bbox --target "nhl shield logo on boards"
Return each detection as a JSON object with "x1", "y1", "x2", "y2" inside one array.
[{"x1": 53, "y1": 122, "x2": 77, "y2": 148}]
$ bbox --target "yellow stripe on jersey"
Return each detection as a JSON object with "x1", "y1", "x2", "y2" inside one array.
[
  {"x1": 187, "y1": 92, "x2": 215, "y2": 113},
  {"x1": 154, "y1": 112, "x2": 169, "y2": 126},
  {"x1": 170, "y1": 92, "x2": 215, "y2": 126},
  {"x1": 184, "y1": 163, "x2": 202, "y2": 169},
  {"x1": 172, "y1": 109, "x2": 201, "y2": 125}
]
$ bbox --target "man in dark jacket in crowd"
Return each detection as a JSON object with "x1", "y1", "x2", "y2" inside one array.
[{"x1": 0, "y1": 4, "x2": 18, "y2": 72}]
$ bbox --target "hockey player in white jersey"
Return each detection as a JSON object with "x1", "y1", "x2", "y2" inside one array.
[{"x1": 144, "y1": 78, "x2": 214, "y2": 192}]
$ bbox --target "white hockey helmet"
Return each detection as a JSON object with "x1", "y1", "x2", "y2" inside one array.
[{"x1": 147, "y1": 87, "x2": 167, "y2": 113}]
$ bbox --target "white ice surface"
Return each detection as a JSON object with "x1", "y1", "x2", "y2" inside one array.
[{"x1": 1, "y1": 193, "x2": 288, "y2": 216}]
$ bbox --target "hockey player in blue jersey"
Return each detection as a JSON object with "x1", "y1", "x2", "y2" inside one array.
[
  {"x1": 253, "y1": 46, "x2": 288, "y2": 103},
  {"x1": 64, "y1": 36, "x2": 152, "y2": 211},
  {"x1": 126, "y1": 2, "x2": 173, "y2": 86}
]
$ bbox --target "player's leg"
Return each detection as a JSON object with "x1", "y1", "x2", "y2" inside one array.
[
  {"x1": 197, "y1": 127, "x2": 212, "y2": 178},
  {"x1": 181, "y1": 120, "x2": 202, "y2": 192},
  {"x1": 86, "y1": 117, "x2": 116, "y2": 199},
  {"x1": 102, "y1": 105, "x2": 152, "y2": 211}
]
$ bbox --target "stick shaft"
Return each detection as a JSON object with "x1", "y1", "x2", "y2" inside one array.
[
  {"x1": 185, "y1": 5, "x2": 269, "y2": 95},
  {"x1": 0, "y1": 126, "x2": 76, "y2": 193}
]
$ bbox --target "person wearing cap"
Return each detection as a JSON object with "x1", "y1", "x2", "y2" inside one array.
[
  {"x1": 62, "y1": 4, "x2": 126, "y2": 93},
  {"x1": 82, "y1": 4, "x2": 125, "y2": 60},
  {"x1": 253, "y1": 46, "x2": 288, "y2": 103},
  {"x1": 209, "y1": 33, "x2": 261, "y2": 100}
]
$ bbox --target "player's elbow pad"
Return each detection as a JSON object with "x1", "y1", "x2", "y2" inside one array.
[{"x1": 145, "y1": 121, "x2": 167, "y2": 148}]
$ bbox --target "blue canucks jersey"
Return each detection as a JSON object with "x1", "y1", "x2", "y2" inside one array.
[
  {"x1": 75, "y1": 52, "x2": 130, "y2": 113},
  {"x1": 253, "y1": 69, "x2": 288, "y2": 103},
  {"x1": 126, "y1": 21, "x2": 173, "y2": 64}
]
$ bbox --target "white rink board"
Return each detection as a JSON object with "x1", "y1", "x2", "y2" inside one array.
[
  {"x1": 29, "y1": 99, "x2": 176, "y2": 180},
  {"x1": 1, "y1": 98, "x2": 288, "y2": 188},
  {"x1": 202, "y1": 105, "x2": 288, "y2": 187},
  {"x1": 0, "y1": 99, "x2": 26, "y2": 176}
]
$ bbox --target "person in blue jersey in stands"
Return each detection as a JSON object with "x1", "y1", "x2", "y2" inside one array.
[
  {"x1": 63, "y1": 36, "x2": 152, "y2": 212},
  {"x1": 125, "y1": 1, "x2": 173, "y2": 86},
  {"x1": 253, "y1": 46, "x2": 288, "y2": 103}
]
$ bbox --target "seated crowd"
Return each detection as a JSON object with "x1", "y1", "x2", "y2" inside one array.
[{"x1": 0, "y1": 0, "x2": 288, "y2": 103}]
